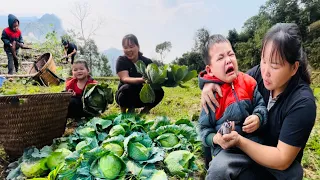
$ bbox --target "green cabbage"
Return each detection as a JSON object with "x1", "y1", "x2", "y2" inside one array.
[
  {"x1": 87, "y1": 147, "x2": 126, "y2": 179},
  {"x1": 109, "y1": 125, "x2": 125, "y2": 137},
  {"x1": 21, "y1": 158, "x2": 48, "y2": 178},
  {"x1": 77, "y1": 127, "x2": 96, "y2": 138},
  {"x1": 102, "y1": 143, "x2": 124, "y2": 157},
  {"x1": 47, "y1": 148, "x2": 72, "y2": 170},
  {"x1": 164, "y1": 150, "x2": 197, "y2": 178},
  {"x1": 135, "y1": 61, "x2": 197, "y2": 103},
  {"x1": 149, "y1": 170, "x2": 168, "y2": 180},
  {"x1": 157, "y1": 133, "x2": 179, "y2": 147},
  {"x1": 82, "y1": 83, "x2": 114, "y2": 116},
  {"x1": 99, "y1": 154, "x2": 122, "y2": 179},
  {"x1": 128, "y1": 142, "x2": 151, "y2": 161},
  {"x1": 124, "y1": 132, "x2": 164, "y2": 164}
]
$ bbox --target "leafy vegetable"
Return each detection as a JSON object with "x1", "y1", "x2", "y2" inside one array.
[
  {"x1": 148, "y1": 123, "x2": 197, "y2": 149},
  {"x1": 82, "y1": 83, "x2": 114, "y2": 116},
  {"x1": 6, "y1": 115, "x2": 201, "y2": 180},
  {"x1": 124, "y1": 132, "x2": 165, "y2": 164},
  {"x1": 46, "y1": 148, "x2": 72, "y2": 170},
  {"x1": 164, "y1": 150, "x2": 198, "y2": 178},
  {"x1": 109, "y1": 125, "x2": 126, "y2": 137},
  {"x1": 7, "y1": 146, "x2": 52, "y2": 179},
  {"x1": 76, "y1": 127, "x2": 96, "y2": 138},
  {"x1": 135, "y1": 61, "x2": 197, "y2": 103},
  {"x1": 157, "y1": 133, "x2": 179, "y2": 147},
  {"x1": 85, "y1": 147, "x2": 126, "y2": 179},
  {"x1": 149, "y1": 170, "x2": 168, "y2": 180},
  {"x1": 20, "y1": 158, "x2": 48, "y2": 178}
]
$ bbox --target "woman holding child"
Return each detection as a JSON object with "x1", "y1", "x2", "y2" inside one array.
[{"x1": 199, "y1": 23, "x2": 316, "y2": 180}]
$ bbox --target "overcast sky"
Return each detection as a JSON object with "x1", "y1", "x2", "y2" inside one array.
[{"x1": 0, "y1": 0, "x2": 266, "y2": 63}]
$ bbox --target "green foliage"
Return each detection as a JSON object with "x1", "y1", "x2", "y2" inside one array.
[
  {"x1": 164, "y1": 150, "x2": 197, "y2": 178},
  {"x1": 0, "y1": 79, "x2": 64, "y2": 95},
  {"x1": 32, "y1": 31, "x2": 62, "y2": 60},
  {"x1": 174, "y1": 51, "x2": 205, "y2": 72},
  {"x1": 6, "y1": 114, "x2": 201, "y2": 180},
  {"x1": 222, "y1": 0, "x2": 320, "y2": 70},
  {"x1": 135, "y1": 61, "x2": 197, "y2": 103},
  {"x1": 82, "y1": 83, "x2": 114, "y2": 116},
  {"x1": 46, "y1": 148, "x2": 72, "y2": 171}
]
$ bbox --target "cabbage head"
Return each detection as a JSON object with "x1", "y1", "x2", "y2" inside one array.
[
  {"x1": 164, "y1": 150, "x2": 198, "y2": 178},
  {"x1": 47, "y1": 148, "x2": 72, "y2": 170},
  {"x1": 76, "y1": 127, "x2": 96, "y2": 138},
  {"x1": 109, "y1": 125, "x2": 125, "y2": 137},
  {"x1": 102, "y1": 143, "x2": 124, "y2": 157},
  {"x1": 83, "y1": 83, "x2": 114, "y2": 116},
  {"x1": 157, "y1": 133, "x2": 179, "y2": 147},
  {"x1": 86, "y1": 147, "x2": 126, "y2": 179},
  {"x1": 124, "y1": 132, "x2": 164, "y2": 164},
  {"x1": 20, "y1": 158, "x2": 48, "y2": 178}
]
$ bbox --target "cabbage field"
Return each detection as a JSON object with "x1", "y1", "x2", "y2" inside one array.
[{"x1": 6, "y1": 114, "x2": 203, "y2": 180}]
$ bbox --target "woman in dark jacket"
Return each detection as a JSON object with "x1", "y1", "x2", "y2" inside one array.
[
  {"x1": 115, "y1": 34, "x2": 164, "y2": 114},
  {"x1": 200, "y1": 23, "x2": 316, "y2": 180}
]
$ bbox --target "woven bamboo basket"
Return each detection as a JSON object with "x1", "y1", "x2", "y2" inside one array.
[
  {"x1": 28, "y1": 53, "x2": 61, "y2": 86},
  {"x1": 0, "y1": 93, "x2": 72, "y2": 159}
]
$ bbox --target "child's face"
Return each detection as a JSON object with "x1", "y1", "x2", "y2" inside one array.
[
  {"x1": 72, "y1": 63, "x2": 89, "y2": 80},
  {"x1": 12, "y1": 21, "x2": 19, "y2": 32},
  {"x1": 205, "y1": 42, "x2": 238, "y2": 83}
]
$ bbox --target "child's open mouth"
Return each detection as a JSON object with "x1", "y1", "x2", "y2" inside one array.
[{"x1": 226, "y1": 66, "x2": 234, "y2": 74}]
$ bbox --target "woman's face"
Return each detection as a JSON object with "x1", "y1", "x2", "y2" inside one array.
[
  {"x1": 260, "y1": 41, "x2": 299, "y2": 95},
  {"x1": 123, "y1": 39, "x2": 139, "y2": 61}
]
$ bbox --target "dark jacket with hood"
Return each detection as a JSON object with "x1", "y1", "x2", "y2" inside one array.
[
  {"x1": 198, "y1": 71, "x2": 268, "y2": 156},
  {"x1": 1, "y1": 14, "x2": 23, "y2": 52}
]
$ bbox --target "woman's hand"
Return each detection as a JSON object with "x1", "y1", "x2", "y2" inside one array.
[
  {"x1": 201, "y1": 83, "x2": 223, "y2": 114},
  {"x1": 213, "y1": 131, "x2": 241, "y2": 149},
  {"x1": 139, "y1": 77, "x2": 146, "y2": 84}
]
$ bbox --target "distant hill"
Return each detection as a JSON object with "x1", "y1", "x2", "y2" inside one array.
[
  {"x1": 102, "y1": 48, "x2": 123, "y2": 75},
  {"x1": 0, "y1": 14, "x2": 65, "y2": 42}
]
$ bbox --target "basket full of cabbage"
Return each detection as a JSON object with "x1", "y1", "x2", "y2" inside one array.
[{"x1": 6, "y1": 114, "x2": 203, "y2": 180}]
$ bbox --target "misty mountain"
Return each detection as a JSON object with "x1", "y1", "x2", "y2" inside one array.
[
  {"x1": 0, "y1": 14, "x2": 65, "y2": 42},
  {"x1": 102, "y1": 48, "x2": 123, "y2": 75}
]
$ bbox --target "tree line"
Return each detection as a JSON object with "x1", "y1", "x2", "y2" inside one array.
[{"x1": 167, "y1": 0, "x2": 320, "y2": 72}]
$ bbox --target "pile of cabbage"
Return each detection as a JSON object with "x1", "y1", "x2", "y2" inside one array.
[{"x1": 6, "y1": 114, "x2": 201, "y2": 180}]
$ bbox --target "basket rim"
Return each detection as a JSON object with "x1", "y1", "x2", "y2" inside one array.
[{"x1": 0, "y1": 92, "x2": 72, "y2": 98}]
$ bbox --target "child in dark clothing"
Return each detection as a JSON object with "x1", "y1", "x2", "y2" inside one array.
[
  {"x1": 198, "y1": 34, "x2": 268, "y2": 180},
  {"x1": 66, "y1": 61, "x2": 97, "y2": 118},
  {"x1": 1, "y1": 14, "x2": 24, "y2": 74}
]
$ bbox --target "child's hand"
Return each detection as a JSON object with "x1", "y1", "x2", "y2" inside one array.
[
  {"x1": 242, "y1": 115, "x2": 260, "y2": 133},
  {"x1": 67, "y1": 89, "x2": 76, "y2": 96}
]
